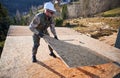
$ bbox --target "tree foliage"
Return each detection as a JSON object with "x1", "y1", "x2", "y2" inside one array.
[
  {"x1": 0, "y1": 3, "x2": 10, "y2": 54},
  {"x1": 61, "y1": 4, "x2": 68, "y2": 19},
  {"x1": 0, "y1": 3, "x2": 10, "y2": 40}
]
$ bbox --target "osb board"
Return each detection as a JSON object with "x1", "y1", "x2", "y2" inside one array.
[
  {"x1": 73, "y1": 34, "x2": 120, "y2": 65},
  {"x1": 1, "y1": 26, "x2": 120, "y2": 78},
  {"x1": 7, "y1": 26, "x2": 32, "y2": 36},
  {"x1": 0, "y1": 36, "x2": 55, "y2": 77},
  {"x1": 7, "y1": 26, "x2": 80, "y2": 36},
  {"x1": 43, "y1": 35, "x2": 111, "y2": 67},
  {"x1": 6, "y1": 26, "x2": 120, "y2": 67}
]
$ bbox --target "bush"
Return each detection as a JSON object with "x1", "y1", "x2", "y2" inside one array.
[
  {"x1": 64, "y1": 22, "x2": 71, "y2": 27},
  {"x1": 102, "y1": 14, "x2": 120, "y2": 17},
  {"x1": 0, "y1": 47, "x2": 2, "y2": 57},
  {"x1": 55, "y1": 18, "x2": 63, "y2": 27},
  {"x1": 91, "y1": 29, "x2": 113, "y2": 39},
  {"x1": 61, "y1": 4, "x2": 68, "y2": 19},
  {"x1": 0, "y1": 3, "x2": 10, "y2": 54}
]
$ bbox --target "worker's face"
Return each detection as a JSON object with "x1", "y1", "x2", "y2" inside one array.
[{"x1": 47, "y1": 9, "x2": 54, "y2": 17}]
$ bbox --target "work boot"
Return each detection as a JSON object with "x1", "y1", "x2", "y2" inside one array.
[
  {"x1": 32, "y1": 55, "x2": 37, "y2": 62},
  {"x1": 49, "y1": 52, "x2": 57, "y2": 58}
]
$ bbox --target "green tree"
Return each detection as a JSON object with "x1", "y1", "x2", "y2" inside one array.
[
  {"x1": 20, "y1": 16, "x2": 27, "y2": 25},
  {"x1": 0, "y1": 3, "x2": 10, "y2": 56}
]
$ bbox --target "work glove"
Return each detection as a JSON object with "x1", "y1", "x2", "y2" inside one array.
[
  {"x1": 38, "y1": 32, "x2": 44, "y2": 37},
  {"x1": 54, "y1": 35, "x2": 58, "y2": 40}
]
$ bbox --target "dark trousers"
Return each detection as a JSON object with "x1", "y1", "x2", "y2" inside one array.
[
  {"x1": 32, "y1": 34, "x2": 53, "y2": 56},
  {"x1": 115, "y1": 28, "x2": 120, "y2": 49}
]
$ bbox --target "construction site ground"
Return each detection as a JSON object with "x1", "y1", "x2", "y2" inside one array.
[{"x1": 0, "y1": 26, "x2": 120, "y2": 78}]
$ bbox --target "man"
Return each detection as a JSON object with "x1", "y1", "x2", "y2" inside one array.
[
  {"x1": 115, "y1": 28, "x2": 120, "y2": 49},
  {"x1": 29, "y1": 2, "x2": 58, "y2": 62}
]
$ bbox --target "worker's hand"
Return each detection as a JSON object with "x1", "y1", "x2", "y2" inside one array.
[
  {"x1": 38, "y1": 32, "x2": 44, "y2": 37},
  {"x1": 54, "y1": 35, "x2": 58, "y2": 40}
]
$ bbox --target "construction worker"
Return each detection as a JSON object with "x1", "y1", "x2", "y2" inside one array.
[{"x1": 29, "y1": 2, "x2": 58, "y2": 62}]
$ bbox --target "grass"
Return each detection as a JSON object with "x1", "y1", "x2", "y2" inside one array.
[
  {"x1": 0, "y1": 41, "x2": 4, "y2": 56},
  {"x1": 63, "y1": 16, "x2": 120, "y2": 39},
  {"x1": 0, "y1": 41, "x2": 5, "y2": 47},
  {"x1": 102, "y1": 7, "x2": 120, "y2": 17}
]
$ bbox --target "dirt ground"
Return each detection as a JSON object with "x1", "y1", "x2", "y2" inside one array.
[{"x1": 99, "y1": 32, "x2": 117, "y2": 46}]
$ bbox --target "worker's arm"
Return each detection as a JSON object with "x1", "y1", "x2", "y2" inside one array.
[
  {"x1": 50, "y1": 20, "x2": 58, "y2": 39},
  {"x1": 29, "y1": 14, "x2": 40, "y2": 35}
]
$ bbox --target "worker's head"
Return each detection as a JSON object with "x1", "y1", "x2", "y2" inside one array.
[{"x1": 44, "y1": 2, "x2": 56, "y2": 17}]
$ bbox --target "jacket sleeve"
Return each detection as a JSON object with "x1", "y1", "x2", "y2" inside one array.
[
  {"x1": 50, "y1": 24, "x2": 57, "y2": 36},
  {"x1": 29, "y1": 14, "x2": 40, "y2": 35}
]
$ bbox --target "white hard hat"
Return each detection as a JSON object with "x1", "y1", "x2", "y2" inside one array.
[{"x1": 44, "y1": 2, "x2": 56, "y2": 12}]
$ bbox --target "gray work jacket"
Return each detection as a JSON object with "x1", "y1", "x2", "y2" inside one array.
[{"x1": 29, "y1": 12, "x2": 57, "y2": 36}]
